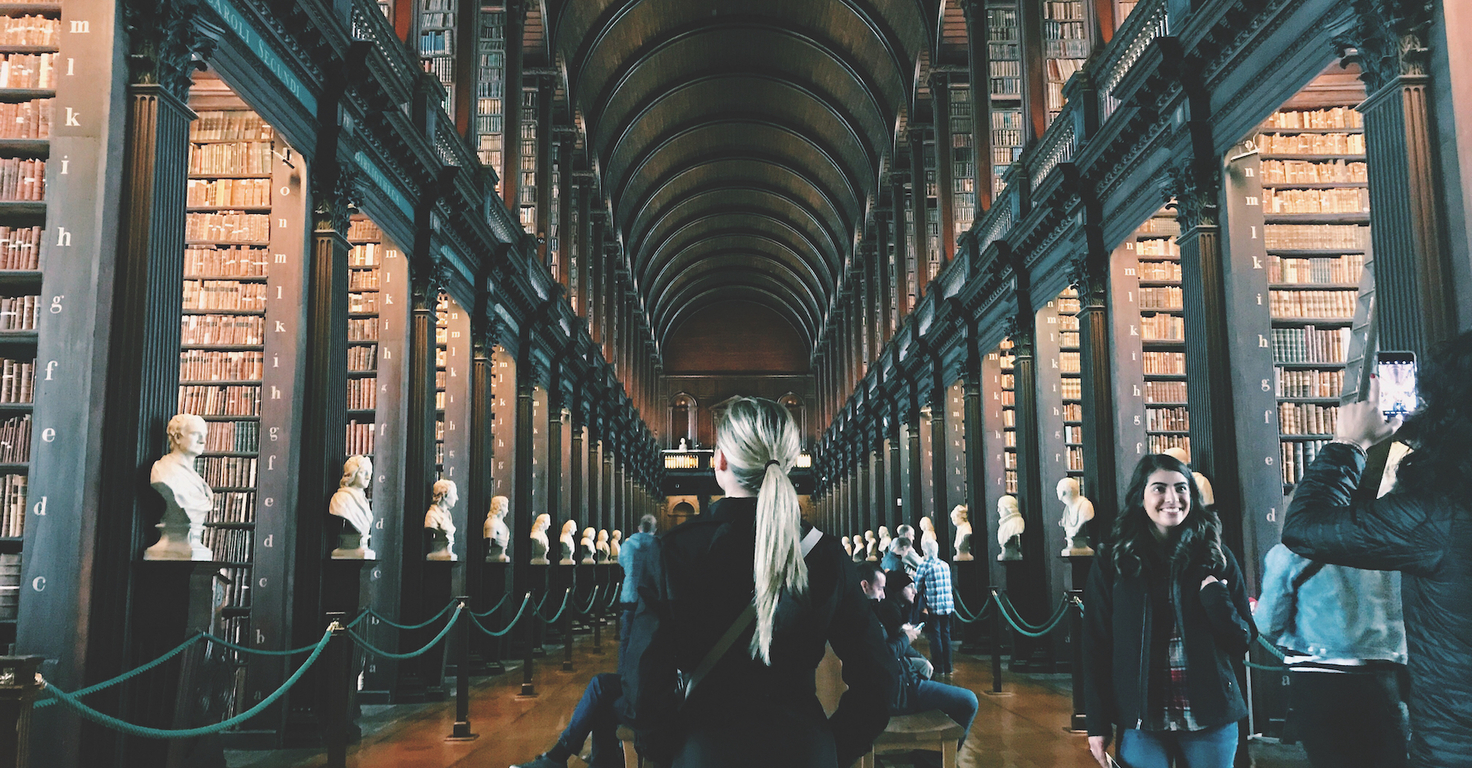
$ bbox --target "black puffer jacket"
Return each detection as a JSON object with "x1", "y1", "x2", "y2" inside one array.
[
  {"x1": 1283, "y1": 443, "x2": 1472, "y2": 767},
  {"x1": 1082, "y1": 537, "x2": 1255, "y2": 741},
  {"x1": 619, "y1": 498, "x2": 896, "y2": 768}
]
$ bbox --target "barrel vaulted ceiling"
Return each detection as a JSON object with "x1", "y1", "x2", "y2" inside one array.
[{"x1": 551, "y1": 0, "x2": 931, "y2": 352}]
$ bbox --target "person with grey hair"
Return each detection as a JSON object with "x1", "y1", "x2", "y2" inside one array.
[
  {"x1": 619, "y1": 513, "x2": 661, "y2": 649},
  {"x1": 621, "y1": 397, "x2": 894, "y2": 767}
]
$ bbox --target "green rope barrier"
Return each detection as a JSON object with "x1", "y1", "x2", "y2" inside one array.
[
  {"x1": 33, "y1": 633, "x2": 206, "y2": 710},
  {"x1": 994, "y1": 594, "x2": 1074, "y2": 638},
  {"x1": 38, "y1": 626, "x2": 333, "y2": 739},
  {"x1": 205, "y1": 633, "x2": 330, "y2": 657},
  {"x1": 348, "y1": 604, "x2": 464, "y2": 660},
  {"x1": 470, "y1": 593, "x2": 533, "y2": 637},
  {"x1": 1255, "y1": 635, "x2": 1288, "y2": 661},
  {"x1": 362, "y1": 599, "x2": 458, "y2": 631},
  {"x1": 469, "y1": 591, "x2": 512, "y2": 618},
  {"x1": 998, "y1": 592, "x2": 1071, "y2": 633},
  {"x1": 951, "y1": 591, "x2": 994, "y2": 624},
  {"x1": 573, "y1": 583, "x2": 603, "y2": 616},
  {"x1": 538, "y1": 588, "x2": 573, "y2": 625}
]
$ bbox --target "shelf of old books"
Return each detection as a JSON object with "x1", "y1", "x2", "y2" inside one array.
[
  {"x1": 1255, "y1": 103, "x2": 1367, "y2": 491},
  {"x1": 986, "y1": 0, "x2": 1022, "y2": 196},
  {"x1": 1044, "y1": 287, "x2": 1085, "y2": 491},
  {"x1": 1134, "y1": 213, "x2": 1190, "y2": 458},
  {"x1": 948, "y1": 81, "x2": 976, "y2": 235},
  {"x1": 1042, "y1": 0, "x2": 1087, "y2": 124},
  {"x1": 1000, "y1": 338, "x2": 1017, "y2": 495},
  {"x1": 0, "y1": 0, "x2": 53, "y2": 635},
  {"x1": 475, "y1": 5, "x2": 506, "y2": 173},
  {"x1": 346, "y1": 216, "x2": 384, "y2": 467},
  {"x1": 420, "y1": 0, "x2": 456, "y2": 114}
]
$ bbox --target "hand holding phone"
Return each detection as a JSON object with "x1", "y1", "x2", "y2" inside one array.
[
  {"x1": 1377, "y1": 351, "x2": 1418, "y2": 417},
  {"x1": 1336, "y1": 376, "x2": 1402, "y2": 450}
]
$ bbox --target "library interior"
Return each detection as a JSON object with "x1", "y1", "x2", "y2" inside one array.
[{"x1": 6, "y1": 0, "x2": 1472, "y2": 766}]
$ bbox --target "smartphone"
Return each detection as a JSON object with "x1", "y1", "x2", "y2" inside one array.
[
  {"x1": 1376, "y1": 351, "x2": 1418, "y2": 417},
  {"x1": 1105, "y1": 755, "x2": 1124, "y2": 768}
]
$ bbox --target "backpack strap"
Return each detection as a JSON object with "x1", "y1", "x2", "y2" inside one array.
[
  {"x1": 683, "y1": 526, "x2": 824, "y2": 699},
  {"x1": 1291, "y1": 561, "x2": 1327, "y2": 592}
]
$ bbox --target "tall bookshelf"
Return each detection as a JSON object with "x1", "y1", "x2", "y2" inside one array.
[
  {"x1": 949, "y1": 82, "x2": 976, "y2": 235},
  {"x1": 435, "y1": 293, "x2": 450, "y2": 476},
  {"x1": 518, "y1": 86, "x2": 536, "y2": 231},
  {"x1": 475, "y1": 5, "x2": 505, "y2": 174},
  {"x1": 179, "y1": 100, "x2": 276, "y2": 709},
  {"x1": 1042, "y1": 0, "x2": 1088, "y2": 124},
  {"x1": 1056, "y1": 287, "x2": 1084, "y2": 489},
  {"x1": 1000, "y1": 338, "x2": 1017, "y2": 495},
  {"x1": 1257, "y1": 106, "x2": 1367, "y2": 491},
  {"x1": 986, "y1": 0, "x2": 1023, "y2": 195},
  {"x1": 0, "y1": 2, "x2": 56, "y2": 643},
  {"x1": 923, "y1": 138, "x2": 940, "y2": 285},
  {"x1": 346, "y1": 216, "x2": 383, "y2": 464},
  {"x1": 1135, "y1": 214, "x2": 1190, "y2": 457},
  {"x1": 420, "y1": 0, "x2": 457, "y2": 114}
]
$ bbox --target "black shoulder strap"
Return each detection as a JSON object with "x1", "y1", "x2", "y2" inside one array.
[
  {"x1": 683, "y1": 526, "x2": 824, "y2": 700},
  {"x1": 1291, "y1": 560, "x2": 1327, "y2": 592}
]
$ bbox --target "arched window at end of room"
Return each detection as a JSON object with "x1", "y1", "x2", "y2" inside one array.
[{"x1": 670, "y1": 393, "x2": 697, "y2": 449}]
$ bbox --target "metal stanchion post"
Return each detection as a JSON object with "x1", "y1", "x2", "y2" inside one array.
[
  {"x1": 986, "y1": 589, "x2": 1011, "y2": 697},
  {"x1": 562, "y1": 588, "x2": 575, "y2": 672},
  {"x1": 1068, "y1": 590, "x2": 1086, "y2": 732},
  {"x1": 519, "y1": 592, "x2": 538, "y2": 698},
  {"x1": 448, "y1": 597, "x2": 478, "y2": 741},
  {"x1": 591, "y1": 574, "x2": 604, "y2": 655},
  {"x1": 324, "y1": 612, "x2": 349, "y2": 768}
]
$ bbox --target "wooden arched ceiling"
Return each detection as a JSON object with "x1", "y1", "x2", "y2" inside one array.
[{"x1": 553, "y1": 0, "x2": 928, "y2": 350}]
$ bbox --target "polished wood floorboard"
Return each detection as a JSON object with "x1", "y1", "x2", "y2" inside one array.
[{"x1": 226, "y1": 637, "x2": 1310, "y2": 768}]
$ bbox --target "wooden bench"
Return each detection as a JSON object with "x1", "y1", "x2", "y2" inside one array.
[
  {"x1": 616, "y1": 725, "x2": 644, "y2": 768},
  {"x1": 861, "y1": 709, "x2": 965, "y2": 768}
]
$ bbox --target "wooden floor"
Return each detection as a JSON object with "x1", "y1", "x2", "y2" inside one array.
[{"x1": 225, "y1": 638, "x2": 1310, "y2": 768}]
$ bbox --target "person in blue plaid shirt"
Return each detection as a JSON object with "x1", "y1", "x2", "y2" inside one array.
[{"x1": 914, "y1": 539, "x2": 955, "y2": 676}]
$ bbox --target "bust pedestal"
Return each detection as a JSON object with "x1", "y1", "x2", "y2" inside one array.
[
  {"x1": 476, "y1": 561, "x2": 510, "y2": 674},
  {"x1": 1061, "y1": 552, "x2": 1093, "y2": 732},
  {"x1": 954, "y1": 558, "x2": 987, "y2": 654},
  {"x1": 417, "y1": 560, "x2": 456, "y2": 701},
  {"x1": 321, "y1": 557, "x2": 375, "y2": 742}
]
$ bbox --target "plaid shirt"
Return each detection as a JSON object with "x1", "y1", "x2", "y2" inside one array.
[
  {"x1": 914, "y1": 555, "x2": 954, "y2": 615},
  {"x1": 1151, "y1": 625, "x2": 1201, "y2": 731}
]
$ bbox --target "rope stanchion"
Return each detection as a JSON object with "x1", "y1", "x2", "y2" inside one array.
[
  {"x1": 348, "y1": 604, "x2": 464, "y2": 660},
  {"x1": 33, "y1": 633, "x2": 205, "y2": 710},
  {"x1": 952, "y1": 590, "x2": 993, "y2": 624},
  {"x1": 537, "y1": 587, "x2": 573, "y2": 624},
  {"x1": 206, "y1": 633, "x2": 331, "y2": 657},
  {"x1": 361, "y1": 600, "x2": 458, "y2": 631},
  {"x1": 470, "y1": 593, "x2": 533, "y2": 637},
  {"x1": 38, "y1": 625, "x2": 334, "y2": 739},
  {"x1": 1246, "y1": 636, "x2": 1290, "y2": 671},
  {"x1": 469, "y1": 591, "x2": 512, "y2": 619},
  {"x1": 574, "y1": 583, "x2": 603, "y2": 616},
  {"x1": 997, "y1": 592, "x2": 1072, "y2": 635}
]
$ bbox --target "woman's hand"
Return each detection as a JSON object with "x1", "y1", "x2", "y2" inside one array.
[
  {"x1": 1201, "y1": 574, "x2": 1222, "y2": 590},
  {"x1": 1335, "y1": 377, "x2": 1403, "y2": 451},
  {"x1": 1088, "y1": 735, "x2": 1111, "y2": 767}
]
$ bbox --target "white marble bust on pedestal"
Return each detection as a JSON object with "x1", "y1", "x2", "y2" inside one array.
[
  {"x1": 558, "y1": 520, "x2": 579, "y2": 565},
  {"x1": 851, "y1": 535, "x2": 865, "y2": 563},
  {"x1": 330, "y1": 455, "x2": 375, "y2": 559},
  {"x1": 997, "y1": 494, "x2": 1025, "y2": 561},
  {"x1": 595, "y1": 530, "x2": 610, "y2": 562},
  {"x1": 580, "y1": 526, "x2": 597, "y2": 564},
  {"x1": 864, "y1": 530, "x2": 878, "y2": 561},
  {"x1": 842, "y1": 536, "x2": 853, "y2": 558},
  {"x1": 877, "y1": 526, "x2": 892, "y2": 555},
  {"x1": 1058, "y1": 477, "x2": 1096, "y2": 556},
  {"x1": 484, "y1": 494, "x2": 510, "y2": 562},
  {"x1": 919, "y1": 516, "x2": 938, "y2": 551},
  {"x1": 529, "y1": 514, "x2": 551, "y2": 564},
  {"x1": 609, "y1": 530, "x2": 622, "y2": 560},
  {"x1": 950, "y1": 504, "x2": 973, "y2": 561},
  {"x1": 144, "y1": 414, "x2": 215, "y2": 561},
  {"x1": 424, "y1": 479, "x2": 458, "y2": 561}
]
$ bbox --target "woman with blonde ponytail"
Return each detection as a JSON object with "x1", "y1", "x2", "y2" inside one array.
[{"x1": 620, "y1": 397, "x2": 896, "y2": 767}]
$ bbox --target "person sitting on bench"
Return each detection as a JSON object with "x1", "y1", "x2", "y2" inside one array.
[
  {"x1": 511, "y1": 673, "x2": 625, "y2": 768},
  {"x1": 858, "y1": 561, "x2": 932, "y2": 680}
]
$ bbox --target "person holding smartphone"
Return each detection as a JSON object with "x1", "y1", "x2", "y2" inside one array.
[
  {"x1": 1282, "y1": 331, "x2": 1472, "y2": 768},
  {"x1": 1082, "y1": 453, "x2": 1256, "y2": 768}
]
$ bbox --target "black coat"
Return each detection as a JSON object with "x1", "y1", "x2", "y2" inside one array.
[
  {"x1": 1082, "y1": 535, "x2": 1255, "y2": 741},
  {"x1": 619, "y1": 498, "x2": 896, "y2": 768},
  {"x1": 1282, "y1": 443, "x2": 1472, "y2": 767}
]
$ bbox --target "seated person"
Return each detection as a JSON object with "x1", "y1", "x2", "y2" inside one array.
[
  {"x1": 876, "y1": 570, "x2": 978, "y2": 768},
  {"x1": 513, "y1": 673, "x2": 624, "y2": 768},
  {"x1": 857, "y1": 561, "x2": 932, "y2": 680},
  {"x1": 881, "y1": 536, "x2": 916, "y2": 575}
]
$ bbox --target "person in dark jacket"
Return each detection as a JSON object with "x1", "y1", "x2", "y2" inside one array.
[
  {"x1": 1083, "y1": 453, "x2": 1256, "y2": 768},
  {"x1": 620, "y1": 397, "x2": 896, "y2": 767},
  {"x1": 1282, "y1": 332, "x2": 1472, "y2": 768}
]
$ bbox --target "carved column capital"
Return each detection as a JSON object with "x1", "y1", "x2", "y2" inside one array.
[
  {"x1": 124, "y1": 0, "x2": 213, "y2": 96},
  {"x1": 1167, "y1": 159, "x2": 1221, "y2": 231},
  {"x1": 1334, "y1": 0, "x2": 1435, "y2": 93},
  {"x1": 312, "y1": 166, "x2": 360, "y2": 235}
]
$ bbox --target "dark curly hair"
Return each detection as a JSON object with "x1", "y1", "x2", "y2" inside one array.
[
  {"x1": 1107, "y1": 453, "x2": 1226, "y2": 577},
  {"x1": 1391, "y1": 330, "x2": 1472, "y2": 499}
]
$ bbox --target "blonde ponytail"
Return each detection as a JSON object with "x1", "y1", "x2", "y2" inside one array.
[{"x1": 714, "y1": 397, "x2": 804, "y2": 665}]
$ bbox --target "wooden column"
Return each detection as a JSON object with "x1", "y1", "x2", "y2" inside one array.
[
  {"x1": 1074, "y1": 250, "x2": 1119, "y2": 537},
  {"x1": 569, "y1": 411, "x2": 584, "y2": 537},
  {"x1": 556, "y1": 132, "x2": 575, "y2": 287},
  {"x1": 587, "y1": 428, "x2": 603, "y2": 532},
  {"x1": 963, "y1": 339, "x2": 992, "y2": 566},
  {"x1": 929, "y1": 369, "x2": 950, "y2": 554},
  {"x1": 932, "y1": 73, "x2": 958, "y2": 262},
  {"x1": 603, "y1": 437, "x2": 616, "y2": 537},
  {"x1": 962, "y1": 0, "x2": 994, "y2": 211},
  {"x1": 534, "y1": 76, "x2": 553, "y2": 267},
  {"x1": 1009, "y1": 307, "x2": 1053, "y2": 666},
  {"x1": 1018, "y1": 0, "x2": 1048, "y2": 143},
  {"x1": 466, "y1": 308, "x2": 496, "y2": 622},
  {"x1": 888, "y1": 403, "x2": 904, "y2": 531},
  {"x1": 909, "y1": 130, "x2": 931, "y2": 295},
  {"x1": 891, "y1": 172, "x2": 910, "y2": 319},
  {"x1": 546, "y1": 378, "x2": 562, "y2": 537},
  {"x1": 875, "y1": 215, "x2": 893, "y2": 346},
  {"x1": 575, "y1": 178, "x2": 592, "y2": 317},
  {"x1": 500, "y1": 0, "x2": 525, "y2": 213},
  {"x1": 1346, "y1": 9, "x2": 1459, "y2": 353},
  {"x1": 906, "y1": 403, "x2": 923, "y2": 531},
  {"x1": 510, "y1": 343, "x2": 538, "y2": 639}
]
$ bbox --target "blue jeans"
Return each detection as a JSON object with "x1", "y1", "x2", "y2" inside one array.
[
  {"x1": 898, "y1": 679, "x2": 979, "y2": 748},
  {"x1": 557, "y1": 673, "x2": 623, "y2": 768},
  {"x1": 1118, "y1": 722, "x2": 1237, "y2": 768},
  {"x1": 924, "y1": 613, "x2": 953, "y2": 674}
]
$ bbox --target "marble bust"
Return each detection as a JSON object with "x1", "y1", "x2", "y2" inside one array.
[
  {"x1": 997, "y1": 494, "x2": 1025, "y2": 561},
  {"x1": 842, "y1": 536, "x2": 854, "y2": 558},
  {"x1": 529, "y1": 513, "x2": 551, "y2": 564},
  {"x1": 559, "y1": 520, "x2": 579, "y2": 565},
  {"x1": 919, "y1": 516, "x2": 938, "y2": 551},
  {"x1": 877, "y1": 526, "x2": 892, "y2": 554},
  {"x1": 424, "y1": 479, "x2": 458, "y2": 561},
  {"x1": 330, "y1": 455, "x2": 375, "y2": 559},
  {"x1": 1058, "y1": 477, "x2": 1096, "y2": 556},
  {"x1": 579, "y1": 526, "x2": 597, "y2": 564},
  {"x1": 851, "y1": 535, "x2": 865, "y2": 563},
  {"x1": 595, "y1": 529, "x2": 611, "y2": 562},
  {"x1": 484, "y1": 495, "x2": 510, "y2": 562},
  {"x1": 609, "y1": 530, "x2": 622, "y2": 560},
  {"x1": 864, "y1": 530, "x2": 878, "y2": 561},
  {"x1": 144, "y1": 414, "x2": 214, "y2": 561},
  {"x1": 950, "y1": 504, "x2": 973, "y2": 561},
  {"x1": 1163, "y1": 447, "x2": 1215, "y2": 508},
  {"x1": 895, "y1": 524, "x2": 915, "y2": 546}
]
